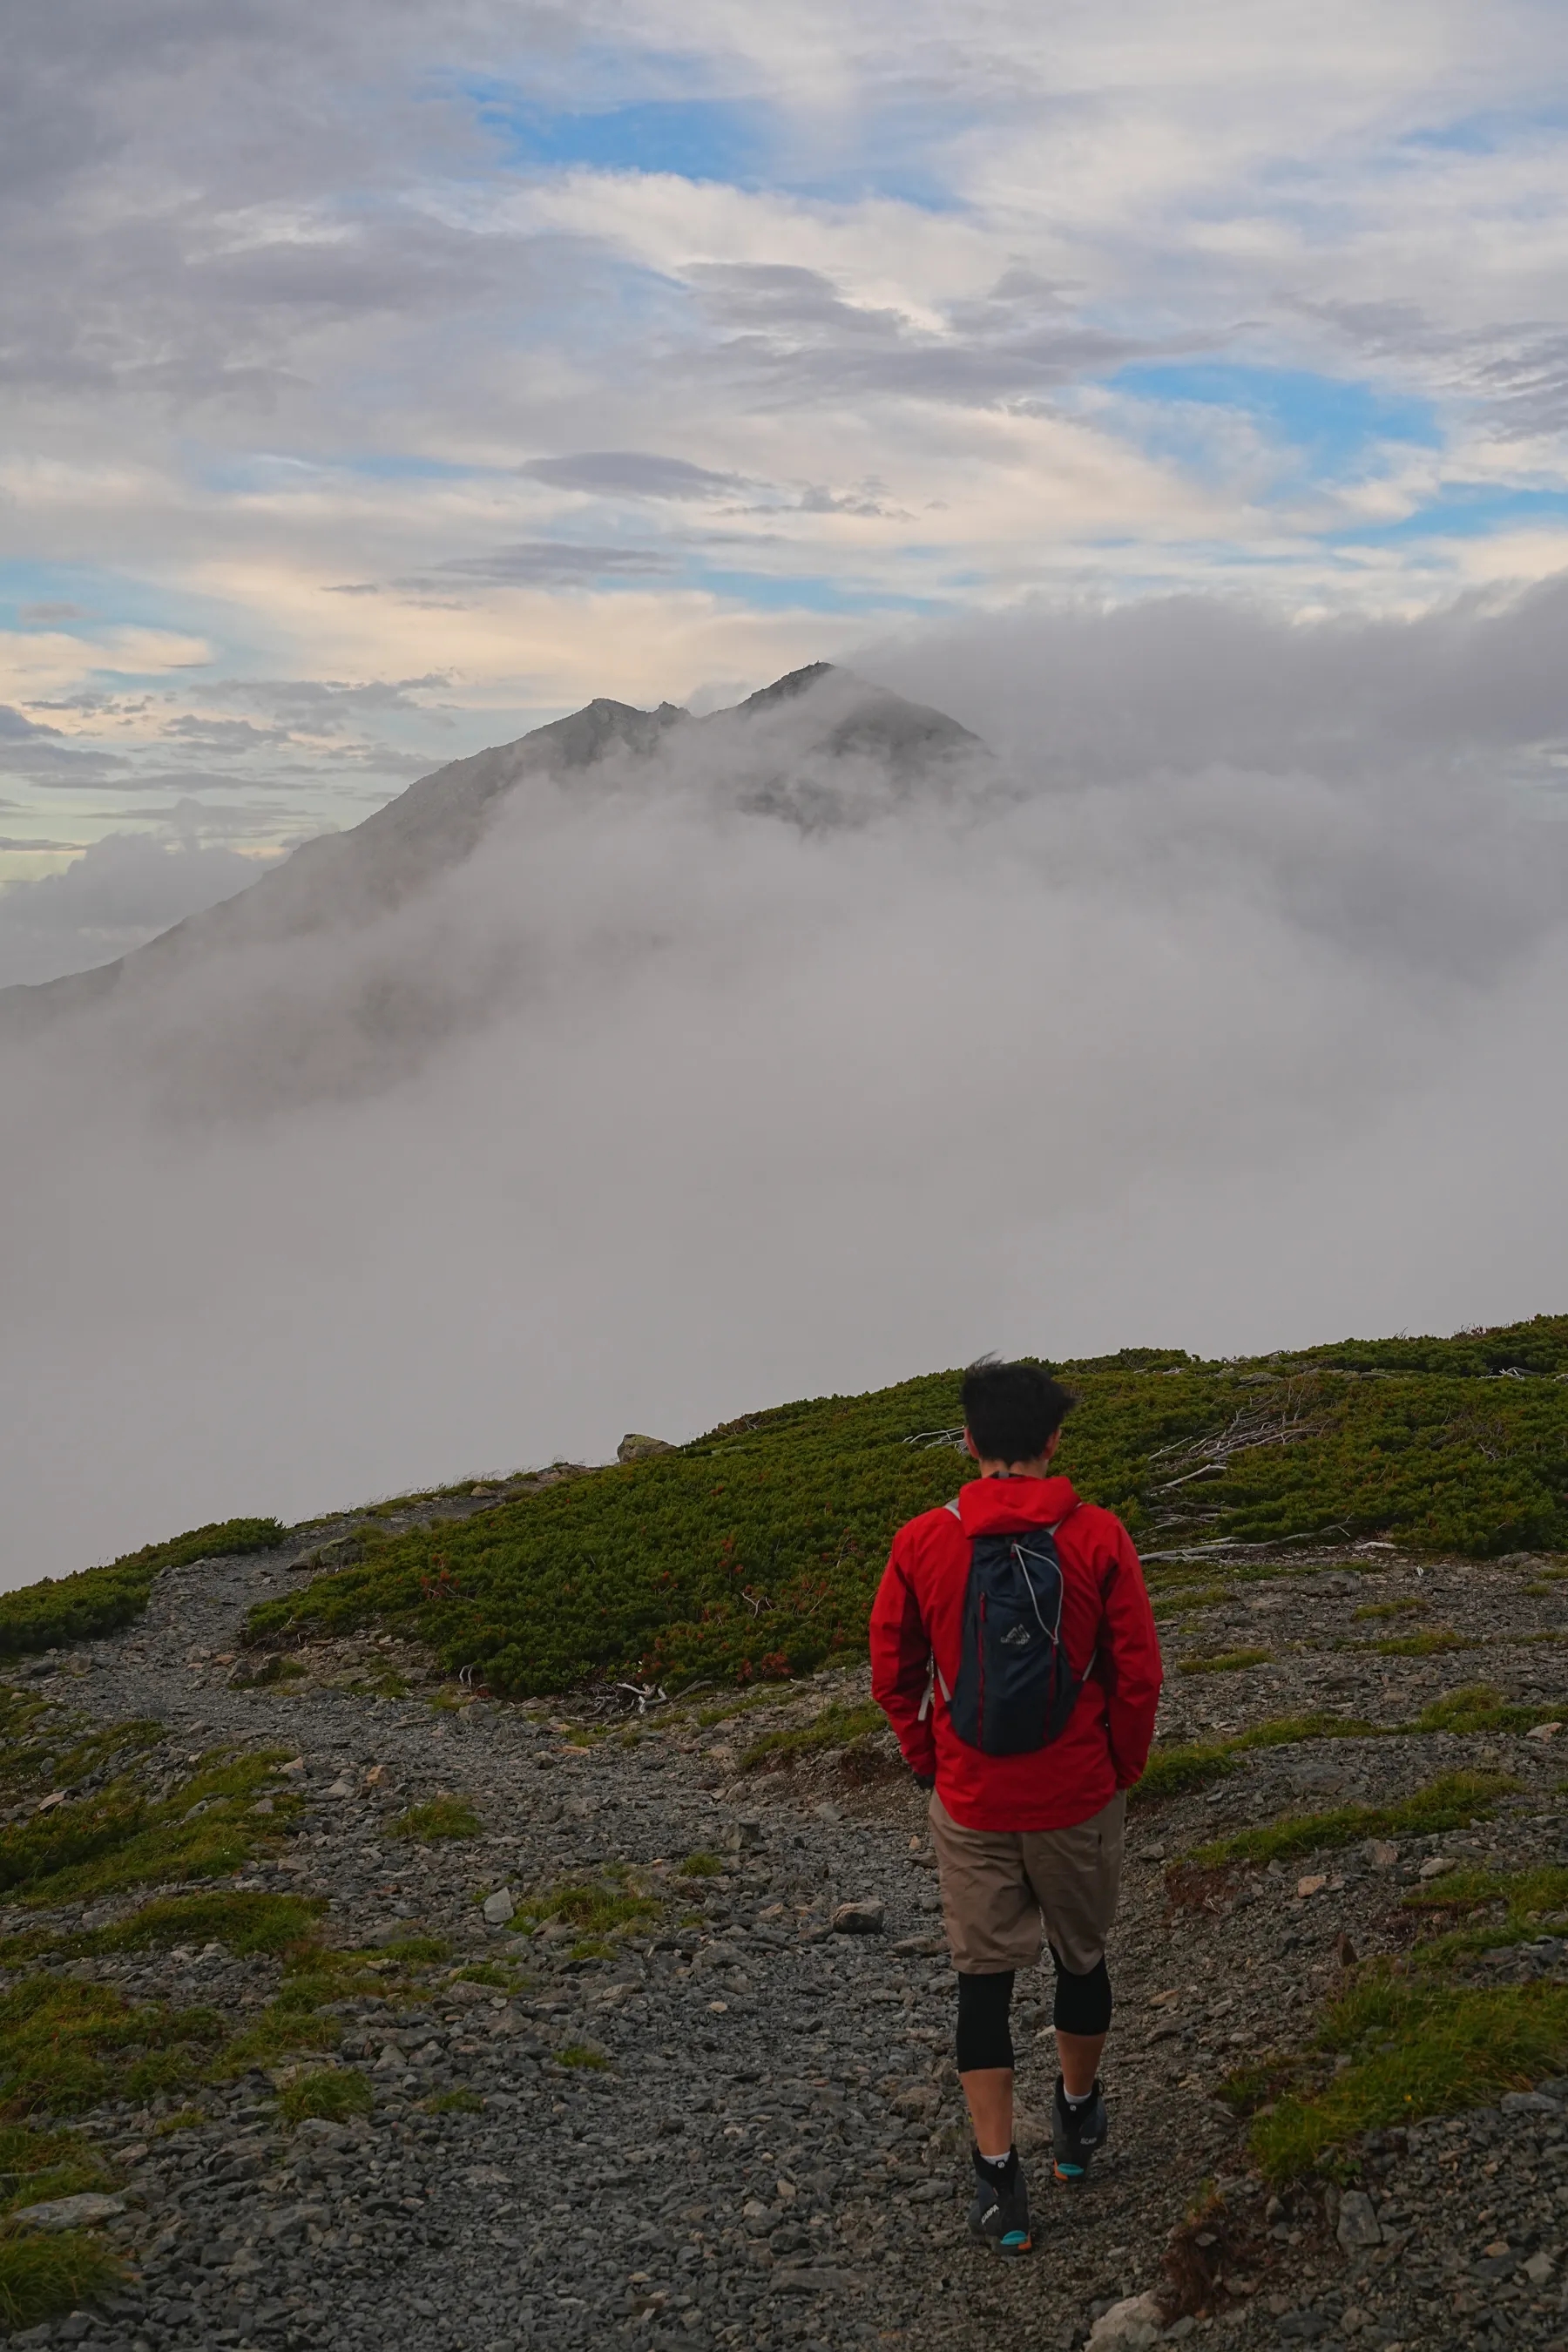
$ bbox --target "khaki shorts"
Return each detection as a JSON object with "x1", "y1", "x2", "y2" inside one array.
[{"x1": 929, "y1": 1789, "x2": 1125, "y2": 1977}]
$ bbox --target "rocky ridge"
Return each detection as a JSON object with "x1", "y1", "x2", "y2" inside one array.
[{"x1": 3, "y1": 1511, "x2": 1568, "y2": 2352}]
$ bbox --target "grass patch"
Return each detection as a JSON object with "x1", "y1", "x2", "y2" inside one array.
[
  {"x1": 229, "y1": 1654, "x2": 307, "y2": 1691},
  {"x1": 1191, "y1": 1768, "x2": 1518, "y2": 1869},
  {"x1": 0, "y1": 1518, "x2": 286, "y2": 1657},
  {"x1": 555, "y1": 2044, "x2": 607, "y2": 2070},
  {"x1": 449, "y1": 1963, "x2": 515, "y2": 1990},
  {"x1": 339, "y1": 1667, "x2": 410, "y2": 1700},
  {"x1": 1367, "y1": 1627, "x2": 1476, "y2": 1658},
  {"x1": 1250, "y1": 1964, "x2": 1568, "y2": 2177},
  {"x1": 1132, "y1": 1711, "x2": 1381, "y2": 1808},
  {"x1": 515, "y1": 1881, "x2": 659, "y2": 1936},
  {"x1": 387, "y1": 1797, "x2": 481, "y2": 1842},
  {"x1": 679, "y1": 1852, "x2": 725, "y2": 1878},
  {"x1": 1352, "y1": 1598, "x2": 1428, "y2": 1622},
  {"x1": 0, "y1": 2230, "x2": 125, "y2": 2332},
  {"x1": 278, "y1": 2067, "x2": 373, "y2": 2126},
  {"x1": 1152, "y1": 1584, "x2": 1231, "y2": 1620},
  {"x1": 423, "y1": 2088, "x2": 484, "y2": 2114},
  {"x1": 0, "y1": 1741, "x2": 301, "y2": 1916},
  {"x1": 1413, "y1": 1684, "x2": 1565, "y2": 1736},
  {"x1": 0, "y1": 1976, "x2": 226, "y2": 2115},
  {"x1": 0, "y1": 2123, "x2": 116, "y2": 2218},
  {"x1": 373, "y1": 1935, "x2": 450, "y2": 1967},
  {"x1": 740, "y1": 1700, "x2": 885, "y2": 1771},
  {"x1": 152, "y1": 2107, "x2": 206, "y2": 2136},
  {"x1": 1177, "y1": 1648, "x2": 1273, "y2": 1677},
  {"x1": 1402, "y1": 1862, "x2": 1568, "y2": 1960},
  {"x1": 89, "y1": 1889, "x2": 322, "y2": 1958}
]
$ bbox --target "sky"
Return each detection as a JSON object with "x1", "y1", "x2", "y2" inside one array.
[
  {"x1": 4, "y1": 0, "x2": 1568, "y2": 929},
  {"x1": 3, "y1": 4, "x2": 1568, "y2": 1581}
]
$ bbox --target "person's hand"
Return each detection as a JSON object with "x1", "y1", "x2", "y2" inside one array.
[{"x1": 912, "y1": 1770, "x2": 936, "y2": 1791}]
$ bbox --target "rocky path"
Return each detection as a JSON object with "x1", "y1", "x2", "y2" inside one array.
[{"x1": 7, "y1": 1523, "x2": 1568, "y2": 2352}]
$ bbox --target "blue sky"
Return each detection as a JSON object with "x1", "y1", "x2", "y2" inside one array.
[{"x1": 3, "y1": 0, "x2": 1568, "y2": 882}]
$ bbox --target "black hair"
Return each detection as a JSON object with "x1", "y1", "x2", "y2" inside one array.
[{"x1": 961, "y1": 1355, "x2": 1074, "y2": 1466}]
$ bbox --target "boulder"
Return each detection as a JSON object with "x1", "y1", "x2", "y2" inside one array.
[
  {"x1": 1335, "y1": 2189, "x2": 1382, "y2": 2250},
  {"x1": 1085, "y1": 2292, "x2": 1166, "y2": 2349},
  {"x1": 8, "y1": 2192, "x2": 125, "y2": 2233},
  {"x1": 618, "y1": 1433, "x2": 675, "y2": 1463},
  {"x1": 831, "y1": 1900, "x2": 885, "y2": 1936}
]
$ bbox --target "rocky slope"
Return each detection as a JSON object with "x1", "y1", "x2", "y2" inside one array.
[
  {"x1": 3, "y1": 1512, "x2": 1568, "y2": 2352},
  {"x1": 0, "y1": 664, "x2": 982, "y2": 1039}
]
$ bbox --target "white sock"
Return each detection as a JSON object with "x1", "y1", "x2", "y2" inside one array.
[{"x1": 979, "y1": 2149, "x2": 1011, "y2": 2166}]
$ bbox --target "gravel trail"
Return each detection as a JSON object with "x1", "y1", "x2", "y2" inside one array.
[{"x1": 8, "y1": 1524, "x2": 1568, "y2": 2352}]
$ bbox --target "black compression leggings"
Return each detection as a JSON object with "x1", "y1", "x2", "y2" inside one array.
[{"x1": 956, "y1": 1949, "x2": 1113, "y2": 2072}]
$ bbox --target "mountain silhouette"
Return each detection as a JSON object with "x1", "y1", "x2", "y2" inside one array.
[{"x1": 0, "y1": 665, "x2": 981, "y2": 1038}]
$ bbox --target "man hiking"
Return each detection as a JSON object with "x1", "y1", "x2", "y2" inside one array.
[{"x1": 870, "y1": 1356, "x2": 1162, "y2": 2254}]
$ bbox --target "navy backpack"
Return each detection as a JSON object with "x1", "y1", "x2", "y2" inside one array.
[{"x1": 942, "y1": 1500, "x2": 1085, "y2": 1756}]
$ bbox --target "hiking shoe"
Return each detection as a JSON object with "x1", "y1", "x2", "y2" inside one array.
[
  {"x1": 1051, "y1": 2076, "x2": 1108, "y2": 2181},
  {"x1": 968, "y1": 2152, "x2": 1031, "y2": 2254}
]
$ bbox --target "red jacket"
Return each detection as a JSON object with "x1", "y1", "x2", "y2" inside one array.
[{"x1": 869, "y1": 1474, "x2": 1162, "y2": 1831}]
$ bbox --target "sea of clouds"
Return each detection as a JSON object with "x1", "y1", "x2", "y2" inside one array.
[{"x1": 2, "y1": 588, "x2": 1566, "y2": 1584}]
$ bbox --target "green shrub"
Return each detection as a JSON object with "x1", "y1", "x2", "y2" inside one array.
[
  {"x1": 0, "y1": 1518, "x2": 286, "y2": 1656},
  {"x1": 242, "y1": 1313, "x2": 1568, "y2": 1695},
  {"x1": 555, "y1": 2044, "x2": 607, "y2": 2070},
  {"x1": 679, "y1": 1852, "x2": 724, "y2": 1878}
]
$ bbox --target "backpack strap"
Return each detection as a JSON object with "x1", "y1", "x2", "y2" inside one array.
[{"x1": 918, "y1": 1500, "x2": 965, "y2": 1715}]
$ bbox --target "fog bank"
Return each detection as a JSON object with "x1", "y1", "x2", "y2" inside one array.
[{"x1": 3, "y1": 595, "x2": 1566, "y2": 1585}]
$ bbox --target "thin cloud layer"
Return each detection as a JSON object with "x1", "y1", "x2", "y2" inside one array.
[
  {"x1": 5, "y1": 1, "x2": 1568, "y2": 875},
  {"x1": 2, "y1": 597, "x2": 1565, "y2": 1584}
]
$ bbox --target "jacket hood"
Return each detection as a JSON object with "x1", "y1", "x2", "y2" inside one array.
[{"x1": 956, "y1": 1474, "x2": 1079, "y2": 1536}]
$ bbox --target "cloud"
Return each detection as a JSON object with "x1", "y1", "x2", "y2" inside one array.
[
  {"x1": 0, "y1": 829, "x2": 274, "y2": 988},
  {"x1": 390, "y1": 543, "x2": 677, "y2": 597},
  {"x1": 2, "y1": 589, "x2": 1566, "y2": 1583},
  {"x1": 0, "y1": 706, "x2": 62, "y2": 741},
  {"x1": 521, "y1": 450, "x2": 748, "y2": 500}
]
